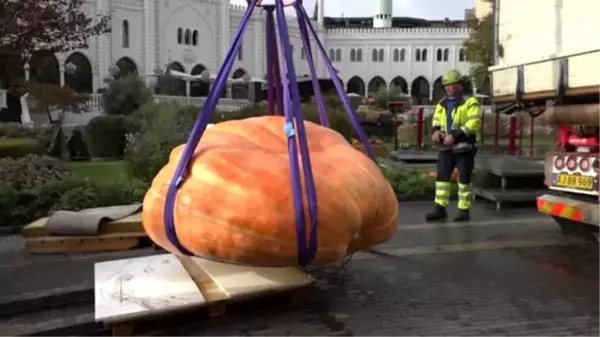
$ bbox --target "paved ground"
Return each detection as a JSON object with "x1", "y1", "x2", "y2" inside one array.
[{"x1": 0, "y1": 201, "x2": 598, "y2": 336}]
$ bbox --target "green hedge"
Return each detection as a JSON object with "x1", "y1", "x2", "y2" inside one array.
[
  {"x1": 0, "y1": 155, "x2": 145, "y2": 228},
  {"x1": 0, "y1": 137, "x2": 44, "y2": 158},
  {"x1": 84, "y1": 115, "x2": 139, "y2": 158}
]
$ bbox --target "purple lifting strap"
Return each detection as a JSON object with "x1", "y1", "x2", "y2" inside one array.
[
  {"x1": 274, "y1": 0, "x2": 318, "y2": 266},
  {"x1": 296, "y1": 4, "x2": 375, "y2": 160},
  {"x1": 266, "y1": 8, "x2": 284, "y2": 116},
  {"x1": 163, "y1": 0, "x2": 259, "y2": 255},
  {"x1": 295, "y1": 5, "x2": 329, "y2": 127}
]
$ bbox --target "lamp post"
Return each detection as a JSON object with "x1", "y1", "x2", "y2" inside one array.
[
  {"x1": 109, "y1": 64, "x2": 121, "y2": 79},
  {"x1": 65, "y1": 62, "x2": 77, "y2": 76}
]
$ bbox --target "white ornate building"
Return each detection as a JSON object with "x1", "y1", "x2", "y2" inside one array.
[{"x1": 22, "y1": 0, "x2": 472, "y2": 105}]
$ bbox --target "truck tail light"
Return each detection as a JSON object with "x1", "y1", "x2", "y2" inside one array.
[
  {"x1": 566, "y1": 156, "x2": 578, "y2": 171},
  {"x1": 554, "y1": 155, "x2": 565, "y2": 170},
  {"x1": 579, "y1": 158, "x2": 591, "y2": 172}
]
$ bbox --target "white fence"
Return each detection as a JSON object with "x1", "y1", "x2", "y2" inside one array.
[
  {"x1": 82, "y1": 94, "x2": 252, "y2": 113},
  {"x1": 20, "y1": 94, "x2": 254, "y2": 127}
]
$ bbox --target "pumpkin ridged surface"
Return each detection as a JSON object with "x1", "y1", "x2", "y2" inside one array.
[{"x1": 142, "y1": 116, "x2": 398, "y2": 266}]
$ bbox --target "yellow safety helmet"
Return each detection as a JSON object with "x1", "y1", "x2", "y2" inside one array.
[{"x1": 442, "y1": 69, "x2": 462, "y2": 86}]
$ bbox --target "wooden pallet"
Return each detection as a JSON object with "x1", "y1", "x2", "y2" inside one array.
[
  {"x1": 95, "y1": 254, "x2": 315, "y2": 336},
  {"x1": 22, "y1": 214, "x2": 147, "y2": 254}
]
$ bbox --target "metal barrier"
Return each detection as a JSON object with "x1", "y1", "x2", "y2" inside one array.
[{"x1": 393, "y1": 107, "x2": 556, "y2": 158}]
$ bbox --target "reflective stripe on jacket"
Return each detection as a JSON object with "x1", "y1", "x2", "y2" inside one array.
[{"x1": 431, "y1": 95, "x2": 481, "y2": 143}]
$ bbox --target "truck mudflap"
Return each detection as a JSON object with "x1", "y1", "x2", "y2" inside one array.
[{"x1": 537, "y1": 194, "x2": 599, "y2": 227}]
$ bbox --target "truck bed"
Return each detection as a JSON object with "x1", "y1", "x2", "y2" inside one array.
[{"x1": 489, "y1": 0, "x2": 600, "y2": 102}]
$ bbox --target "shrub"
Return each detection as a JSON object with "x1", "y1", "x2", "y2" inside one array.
[
  {"x1": 103, "y1": 75, "x2": 153, "y2": 116},
  {"x1": 0, "y1": 138, "x2": 44, "y2": 158},
  {"x1": 374, "y1": 84, "x2": 411, "y2": 110},
  {"x1": 380, "y1": 165, "x2": 436, "y2": 196},
  {"x1": 0, "y1": 155, "x2": 146, "y2": 227},
  {"x1": 126, "y1": 103, "x2": 190, "y2": 182},
  {"x1": 0, "y1": 123, "x2": 53, "y2": 153},
  {"x1": 84, "y1": 115, "x2": 139, "y2": 158},
  {"x1": 0, "y1": 155, "x2": 70, "y2": 226},
  {"x1": 53, "y1": 178, "x2": 146, "y2": 211},
  {"x1": 66, "y1": 127, "x2": 91, "y2": 161},
  {"x1": 0, "y1": 155, "x2": 68, "y2": 190}
]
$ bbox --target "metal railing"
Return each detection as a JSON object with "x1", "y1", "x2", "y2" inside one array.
[{"x1": 393, "y1": 106, "x2": 556, "y2": 158}]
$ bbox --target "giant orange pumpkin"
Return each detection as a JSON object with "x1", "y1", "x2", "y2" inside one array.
[{"x1": 142, "y1": 116, "x2": 398, "y2": 266}]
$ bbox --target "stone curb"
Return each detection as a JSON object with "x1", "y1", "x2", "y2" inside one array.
[{"x1": 0, "y1": 284, "x2": 93, "y2": 317}]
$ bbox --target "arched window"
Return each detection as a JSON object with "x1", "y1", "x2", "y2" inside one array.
[
  {"x1": 177, "y1": 28, "x2": 183, "y2": 44},
  {"x1": 400, "y1": 48, "x2": 406, "y2": 61},
  {"x1": 350, "y1": 49, "x2": 356, "y2": 62},
  {"x1": 443, "y1": 48, "x2": 449, "y2": 61},
  {"x1": 184, "y1": 29, "x2": 191, "y2": 45},
  {"x1": 192, "y1": 30, "x2": 198, "y2": 46},
  {"x1": 436, "y1": 48, "x2": 443, "y2": 61},
  {"x1": 422, "y1": 48, "x2": 428, "y2": 61},
  {"x1": 378, "y1": 48, "x2": 384, "y2": 62},
  {"x1": 459, "y1": 48, "x2": 467, "y2": 62},
  {"x1": 335, "y1": 48, "x2": 341, "y2": 62},
  {"x1": 415, "y1": 48, "x2": 421, "y2": 62},
  {"x1": 122, "y1": 20, "x2": 129, "y2": 48},
  {"x1": 372, "y1": 48, "x2": 378, "y2": 62},
  {"x1": 393, "y1": 49, "x2": 399, "y2": 62},
  {"x1": 357, "y1": 49, "x2": 363, "y2": 62},
  {"x1": 329, "y1": 49, "x2": 335, "y2": 61}
]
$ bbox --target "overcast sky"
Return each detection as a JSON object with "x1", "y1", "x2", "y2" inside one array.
[{"x1": 231, "y1": 0, "x2": 474, "y2": 20}]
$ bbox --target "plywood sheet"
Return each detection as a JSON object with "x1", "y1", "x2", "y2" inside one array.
[
  {"x1": 187, "y1": 257, "x2": 314, "y2": 300},
  {"x1": 22, "y1": 213, "x2": 143, "y2": 238},
  {"x1": 95, "y1": 254, "x2": 205, "y2": 324},
  {"x1": 26, "y1": 232, "x2": 143, "y2": 254}
]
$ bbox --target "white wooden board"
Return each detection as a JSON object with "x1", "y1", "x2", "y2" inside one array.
[
  {"x1": 94, "y1": 254, "x2": 205, "y2": 323},
  {"x1": 188, "y1": 257, "x2": 314, "y2": 300}
]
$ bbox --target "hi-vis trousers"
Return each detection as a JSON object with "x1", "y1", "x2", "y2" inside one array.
[{"x1": 434, "y1": 150, "x2": 475, "y2": 210}]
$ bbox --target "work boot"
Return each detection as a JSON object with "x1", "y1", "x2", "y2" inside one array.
[
  {"x1": 425, "y1": 204, "x2": 448, "y2": 222},
  {"x1": 454, "y1": 209, "x2": 470, "y2": 222}
]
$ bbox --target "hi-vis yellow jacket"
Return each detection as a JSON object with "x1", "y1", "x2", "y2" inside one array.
[{"x1": 431, "y1": 96, "x2": 481, "y2": 144}]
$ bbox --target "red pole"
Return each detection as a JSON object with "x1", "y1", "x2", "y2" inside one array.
[
  {"x1": 518, "y1": 113, "x2": 524, "y2": 156},
  {"x1": 494, "y1": 113, "x2": 500, "y2": 154},
  {"x1": 416, "y1": 107, "x2": 424, "y2": 148},
  {"x1": 529, "y1": 114, "x2": 535, "y2": 157},
  {"x1": 508, "y1": 115, "x2": 517, "y2": 155}
]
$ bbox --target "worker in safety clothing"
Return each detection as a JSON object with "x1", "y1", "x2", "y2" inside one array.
[{"x1": 426, "y1": 69, "x2": 481, "y2": 222}]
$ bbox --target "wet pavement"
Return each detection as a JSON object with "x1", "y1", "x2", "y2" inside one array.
[
  {"x1": 177, "y1": 201, "x2": 599, "y2": 336},
  {"x1": 0, "y1": 201, "x2": 598, "y2": 336}
]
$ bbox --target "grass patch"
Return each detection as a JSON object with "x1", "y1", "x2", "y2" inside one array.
[{"x1": 67, "y1": 160, "x2": 130, "y2": 185}]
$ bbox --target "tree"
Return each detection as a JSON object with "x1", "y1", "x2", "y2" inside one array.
[
  {"x1": 0, "y1": 0, "x2": 110, "y2": 90},
  {"x1": 23, "y1": 82, "x2": 88, "y2": 124},
  {"x1": 463, "y1": 0, "x2": 503, "y2": 90}
]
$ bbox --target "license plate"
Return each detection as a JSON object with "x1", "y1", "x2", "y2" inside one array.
[{"x1": 555, "y1": 174, "x2": 594, "y2": 190}]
